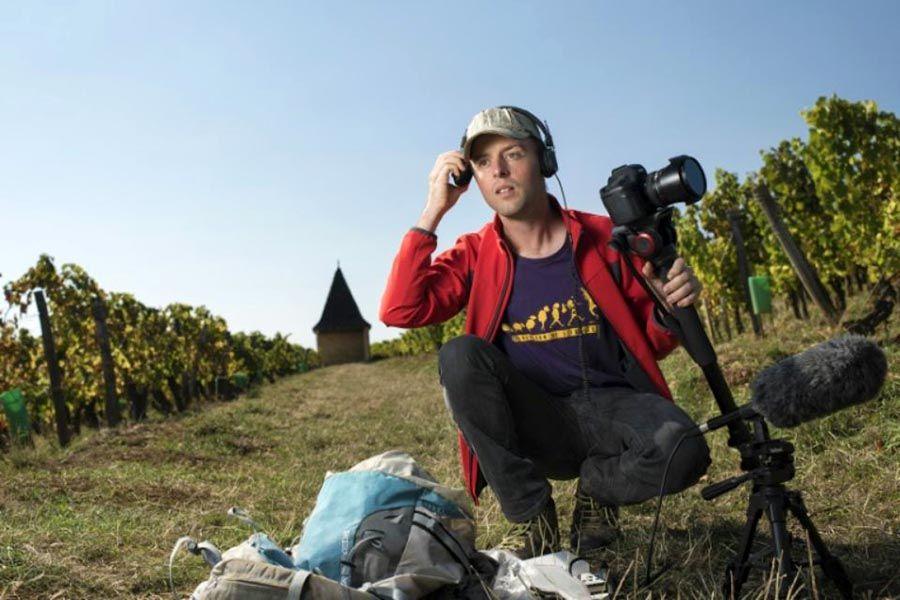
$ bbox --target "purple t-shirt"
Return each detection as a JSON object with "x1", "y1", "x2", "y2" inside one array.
[{"x1": 494, "y1": 241, "x2": 631, "y2": 396}]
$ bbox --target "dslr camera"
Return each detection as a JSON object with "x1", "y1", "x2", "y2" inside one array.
[{"x1": 600, "y1": 156, "x2": 706, "y2": 228}]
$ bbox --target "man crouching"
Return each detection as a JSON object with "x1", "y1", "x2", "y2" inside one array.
[{"x1": 379, "y1": 106, "x2": 710, "y2": 559}]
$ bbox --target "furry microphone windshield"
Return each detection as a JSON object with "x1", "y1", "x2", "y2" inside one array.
[{"x1": 750, "y1": 334, "x2": 887, "y2": 428}]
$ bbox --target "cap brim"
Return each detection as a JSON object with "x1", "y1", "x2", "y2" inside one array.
[{"x1": 463, "y1": 128, "x2": 531, "y2": 159}]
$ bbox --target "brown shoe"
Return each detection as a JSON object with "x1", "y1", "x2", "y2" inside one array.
[
  {"x1": 503, "y1": 497, "x2": 560, "y2": 559},
  {"x1": 569, "y1": 483, "x2": 620, "y2": 555}
]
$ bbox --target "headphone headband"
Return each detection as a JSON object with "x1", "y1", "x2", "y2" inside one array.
[
  {"x1": 496, "y1": 105, "x2": 555, "y2": 152},
  {"x1": 459, "y1": 105, "x2": 558, "y2": 178}
]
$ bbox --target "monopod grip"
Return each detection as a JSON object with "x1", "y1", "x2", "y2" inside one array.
[
  {"x1": 668, "y1": 305, "x2": 717, "y2": 367},
  {"x1": 650, "y1": 255, "x2": 717, "y2": 367}
]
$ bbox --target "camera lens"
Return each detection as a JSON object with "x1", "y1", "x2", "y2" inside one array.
[
  {"x1": 645, "y1": 156, "x2": 706, "y2": 207},
  {"x1": 681, "y1": 157, "x2": 706, "y2": 198}
]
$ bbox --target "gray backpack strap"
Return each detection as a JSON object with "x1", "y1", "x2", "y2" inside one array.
[
  {"x1": 411, "y1": 511, "x2": 470, "y2": 567},
  {"x1": 288, "y1": 569, "x2": 313, "y2": 600}
]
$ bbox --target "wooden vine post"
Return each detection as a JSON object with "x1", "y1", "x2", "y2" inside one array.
[
  {"x1": 753, "y1": 182, "x2": 840, "y2": 325},
  {"x1": 34, "y1": 289, "x2": 72, "y2": 446},
  {"x1": 727, "y1": 210, "x2": 763, "y2": 337},
  {"x1": 91, "y1": 296, "x2": 121, "y2": 427}
]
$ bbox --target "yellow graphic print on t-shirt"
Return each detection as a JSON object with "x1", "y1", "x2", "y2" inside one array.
[{"x1": 500, "y1": 288, "x2": 600, "y2": 343}]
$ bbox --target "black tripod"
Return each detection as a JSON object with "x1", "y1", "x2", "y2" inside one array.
[
  {"x1": 701, "y1": 415, "x2": 853, "y2": 598},
  {"x1": 609, "y1": 216, "x2": 853, "y2": 599}
]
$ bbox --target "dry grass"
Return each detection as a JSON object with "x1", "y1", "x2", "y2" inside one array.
[{"x1": 0, "y1": 291, "x2": 897, "y2": 599}]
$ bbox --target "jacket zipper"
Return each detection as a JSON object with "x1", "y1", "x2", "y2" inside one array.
[
  {"x1": 485, "y1": 242, "x2": 513, "y2": 341},
  {"x1": 469, "y1": 245, "x2": 512, "y2": 500}
]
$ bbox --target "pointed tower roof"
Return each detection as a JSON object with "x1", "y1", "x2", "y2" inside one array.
[{"x1": 313, "y1": 266, "x2": 371, "y2": 333}]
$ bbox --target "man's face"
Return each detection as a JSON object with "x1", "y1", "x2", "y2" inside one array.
[{"x1": 469, "y1": 134, "x2": 546, "y2": 220}]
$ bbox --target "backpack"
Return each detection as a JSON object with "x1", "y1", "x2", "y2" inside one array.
[
  {"x1": 175, "y1": 452, "x2": 493, "y2": 600},
  {"x1": 291, "y1": 451, "x2": 489, "y2": 599}
]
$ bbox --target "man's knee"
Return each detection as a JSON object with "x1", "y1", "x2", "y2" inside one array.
[
  {"x1": 438, "y1": 334, "x2": 491, "y2": 386},
  {"x1": 657, "y1": 422, "x2": 711, "y2": 493},
  {"x1": 439, "y1": 334, "x2": 501, "y2": 419}
]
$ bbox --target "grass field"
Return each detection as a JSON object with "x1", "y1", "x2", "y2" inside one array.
[{"x1": 1, "y1": 291, "x2": 897, "y2": 599}]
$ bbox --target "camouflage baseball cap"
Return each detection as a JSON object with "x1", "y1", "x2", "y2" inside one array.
[{"x1": 461, "y1": 106, "x2": 543, "y2": 159}]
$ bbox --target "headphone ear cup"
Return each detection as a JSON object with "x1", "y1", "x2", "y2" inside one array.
[{"x1": 542, "y1": 149, "x2": 558, "y2": 178}]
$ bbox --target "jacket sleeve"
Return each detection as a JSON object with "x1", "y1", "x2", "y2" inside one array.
[
  {"x1": 617, "y1": 252, "x2": 680, "y2": 361},
  {"x1": 379, "y1": 227, "x2": 472, "y2": 328}
]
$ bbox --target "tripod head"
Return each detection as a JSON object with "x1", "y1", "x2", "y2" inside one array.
[
  {"x1": 611, "y1": 209, "x2": 679, "y2": 276},
  {"x1": 700, "y1": 415, "x2": 794, "y2": 502}
]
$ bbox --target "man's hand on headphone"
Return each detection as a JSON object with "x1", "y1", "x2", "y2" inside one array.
[
  {"x1": 642, "y1": 257, "x2": 702, "y2": 310},
  {"x1": 417, "y1": 151, "x2": 470, "y2": 233}
]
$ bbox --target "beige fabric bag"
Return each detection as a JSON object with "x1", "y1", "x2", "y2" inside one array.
[{"x1": 190, "y1": 558, "x2": 375, "y2": 600}]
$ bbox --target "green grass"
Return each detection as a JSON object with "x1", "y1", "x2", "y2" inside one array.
[{"x1": 1, "y1": 291, "x2": 897, "y2": 599}]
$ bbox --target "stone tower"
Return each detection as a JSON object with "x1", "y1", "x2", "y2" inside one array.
[{"x1": 313, "y1": 266, "x2": 371, "y2": 365}]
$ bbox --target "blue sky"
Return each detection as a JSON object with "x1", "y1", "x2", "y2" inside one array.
[{"x1": 2, "y1": 1, "x2": 898, "y2": 348}]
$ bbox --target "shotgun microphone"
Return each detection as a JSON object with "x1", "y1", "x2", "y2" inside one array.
[{"x1": 694, "y1": 335, "x2": 887, "y2": 434}]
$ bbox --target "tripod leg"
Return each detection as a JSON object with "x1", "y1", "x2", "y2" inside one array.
[
  {"x1": 787, "y1": 492, "x2": 854, "y2": 600},
  {"x1": 765, "y1": 489, "x2": 796, "y2": 597},
  {"x1": 724, "y1": 492, "x2": 764, "y2": 599}
]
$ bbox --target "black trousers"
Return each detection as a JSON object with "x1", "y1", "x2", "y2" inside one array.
[{"x1": 438, "y1": 335, "x2": 711, "y2": 523}]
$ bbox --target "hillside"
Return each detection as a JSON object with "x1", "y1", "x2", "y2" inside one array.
[{"x1": 1, "y1": 292, "x2": 897, "y2": 599}]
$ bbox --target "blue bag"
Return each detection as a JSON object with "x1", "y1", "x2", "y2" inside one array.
[{"x1": 291, "y1": 451, "x2": 477, "y2": 594}]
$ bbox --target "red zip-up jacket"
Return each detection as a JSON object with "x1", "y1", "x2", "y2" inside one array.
[{"x1": 379, "y1": 198, "x2": 680, "y2": 502}]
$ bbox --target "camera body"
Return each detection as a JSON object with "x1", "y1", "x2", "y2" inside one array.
[{"x1": 600, "y1": 156, "x2": 707, "y2": 227}]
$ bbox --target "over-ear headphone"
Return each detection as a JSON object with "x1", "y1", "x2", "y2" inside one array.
[
  {"x1": 498, "y1": 105, "x2": 558, "y2": 178},
  {"x1": 458, "y1": 106, "x2": 558, "y2": 179}
]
